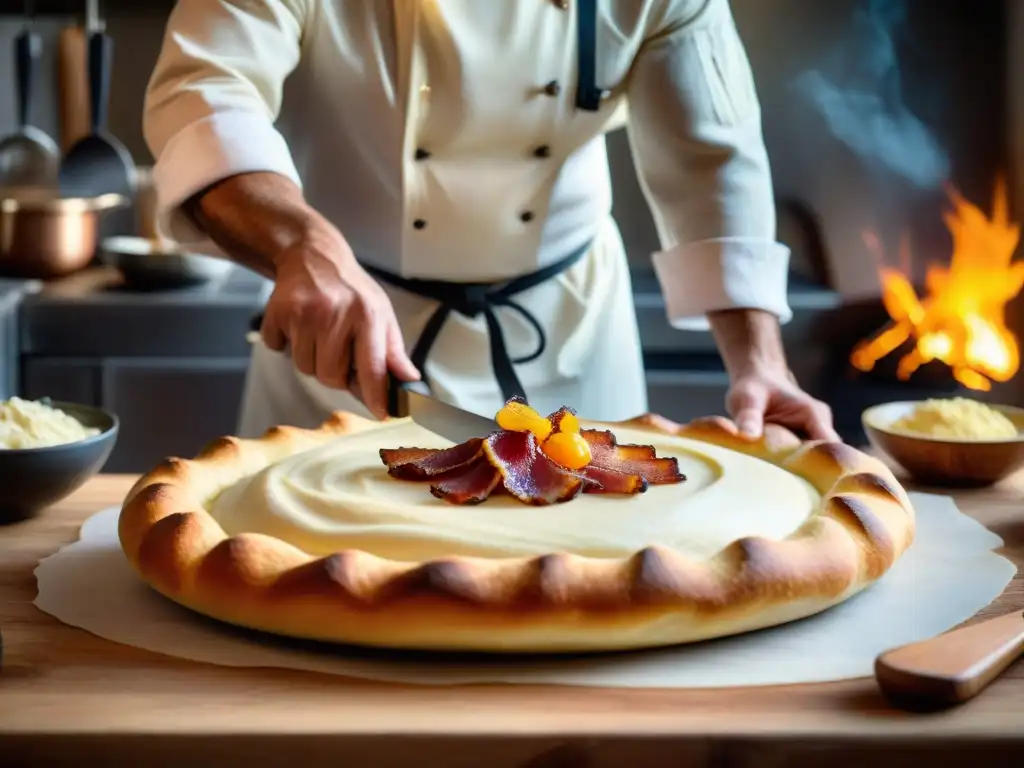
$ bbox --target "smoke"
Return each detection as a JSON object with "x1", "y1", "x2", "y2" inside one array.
[{"x1": 791, "y1": 0, "x2": 949, "y2": 188}]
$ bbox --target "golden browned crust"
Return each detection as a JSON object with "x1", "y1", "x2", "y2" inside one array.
[{"x1": 117, "y1": 413, "x2": 915, "y2": 653}]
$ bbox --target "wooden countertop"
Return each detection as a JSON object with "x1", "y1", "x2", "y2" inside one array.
[{"x1": 1, "y1": 473, "x2": 1023, "y2": 766}]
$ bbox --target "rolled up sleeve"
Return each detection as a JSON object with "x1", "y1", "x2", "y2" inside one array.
[
  {"x1": 627, "y1": 0, "x2": 792, "y2": 330},
  {"x1": 143, "y1": 0, "x2": 308, "y2": 245}
]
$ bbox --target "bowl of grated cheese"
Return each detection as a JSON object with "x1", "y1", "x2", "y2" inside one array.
[
  {"x1": 862, "y1": 397, "x2": 1024, "y2": 487},
  {"x1": 0, "y1": 397, "x2": 118, "y2": 521}
]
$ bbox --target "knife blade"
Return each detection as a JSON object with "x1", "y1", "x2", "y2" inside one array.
[
  {"x1": 387, "y1": 375, "x2": 499, "y2": 445},
  {"x1": 243, "y1": 329, "x2": 498, "y2": 443}
]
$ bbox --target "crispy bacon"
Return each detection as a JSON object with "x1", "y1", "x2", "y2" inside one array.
[
  {"x1": 482, "y1": 430, "x2": 594, "y2": 505},
  {"x1": 579, "y1": 464, "x2": 649, "y2": 495},
  {"x1": 429, "y1": 455, "x2": 503, "y2": 505},
  {"x1": 379, "y1": 401, "x2": 685, "y2": 505},
  {"x1": 580, "y1": 429, "x2": 685, "y2": 486},
  {"x1": 380, "y1": 438, "x2": 484, "y2": 480}
]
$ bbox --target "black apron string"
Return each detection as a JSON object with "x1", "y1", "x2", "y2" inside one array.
[
  {"x1": 362, "y1": 241, "x2": 590, "y2": 403},
  {"x1": 574, "y1": 0, "x2": 603, "y2": 111}
]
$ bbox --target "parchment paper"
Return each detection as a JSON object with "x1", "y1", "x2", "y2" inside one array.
[{"x1": 34, "y1": 493, "x2": 1016, "y2": 688}]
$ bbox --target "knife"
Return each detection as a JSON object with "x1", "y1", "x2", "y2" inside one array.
[
  {"x1": 386, "y1": 374, "x2": 499, "y2": 445},
  {"x1": 244, "y1": 325, "x2": 499, "y2": 444}
]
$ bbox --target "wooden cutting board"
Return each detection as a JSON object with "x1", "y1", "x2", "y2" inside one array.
[{"x1": 0, "y1": 473, "x2": 1022, "y2": 765}]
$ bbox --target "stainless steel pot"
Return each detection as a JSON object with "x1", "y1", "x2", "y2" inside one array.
[{"x1": 0, "y1": 191, "x2": 128, "y2": 279}]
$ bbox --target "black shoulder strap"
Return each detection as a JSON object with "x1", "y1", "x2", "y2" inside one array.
[{"x1": 575, "y1": 0, "x2": 602, "y2": 111}]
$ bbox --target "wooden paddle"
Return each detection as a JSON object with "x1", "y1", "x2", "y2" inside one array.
[{"x1": 875, "y1": 609, "x2": 1024, "y2": 709}]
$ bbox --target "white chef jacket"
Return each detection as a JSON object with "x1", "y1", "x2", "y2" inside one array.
[{"x1": 143, "y1": 0, "x2": 792, "y2": 433}]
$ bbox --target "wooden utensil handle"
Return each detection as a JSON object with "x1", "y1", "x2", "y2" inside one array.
[
  {"x1": 875, "y1": 610, "x2": 1024, "y2": 707},
  {"x1": 58, "y1": 26, "x2": 89, "y2": 152}
]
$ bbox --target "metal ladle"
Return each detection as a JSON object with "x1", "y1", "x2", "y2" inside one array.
[{"x1": 0, "y1": 0, "x2": 60, "y2": 192}]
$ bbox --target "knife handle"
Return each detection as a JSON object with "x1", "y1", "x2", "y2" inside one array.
[
  {"x1": 246, "y1": 324, "x2": 417, "y2": 420},
  {"x1": 387, "y1": 373, "x2": 431, "y2": 419},
  {"x1": 386, "y1": 372, "x2": 406, "y2": 419},
  {"x1": 875, "y1": 610, "x2": 1024, "y2": 708}
]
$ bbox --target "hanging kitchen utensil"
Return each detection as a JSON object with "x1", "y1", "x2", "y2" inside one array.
[
  {"x1": 58, "y1": 0, "x2": 134, "y2": 202},
  {"x1": 0, "y1": 1, "x2": 60, "y2": 192},
  {"x1": 57, "y1": 1, "x2": 91, "y2": 154}
]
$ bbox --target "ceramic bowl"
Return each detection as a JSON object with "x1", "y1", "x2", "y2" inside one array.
[
  {"x1": 862, "y1": 400, "x2": 1024, "y2": 487},
  {"x1": 0, "y1": 401, "x2": 119, "y2": 523}
]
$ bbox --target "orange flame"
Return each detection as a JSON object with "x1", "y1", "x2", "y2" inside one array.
[{"x1": 849, "y1": 179, "x2": 1024, "y2": 391}]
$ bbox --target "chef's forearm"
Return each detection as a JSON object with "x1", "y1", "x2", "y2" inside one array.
[
  {"x1": 183, "y1": 172, "x2": 337, "y2": 279},
  {"x1": 708, "y1": 309, "x2": 789, "y2": 379}
]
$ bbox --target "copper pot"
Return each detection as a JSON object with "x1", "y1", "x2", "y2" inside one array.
[{"x1": 0, "y1": 191, "x2": 129, "y2": 279}]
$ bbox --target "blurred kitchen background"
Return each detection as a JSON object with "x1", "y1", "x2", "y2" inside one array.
[{"x1": 0, "y1": 0, "x2": 1017, "y2": 471}]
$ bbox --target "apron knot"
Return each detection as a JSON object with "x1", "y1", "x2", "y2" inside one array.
[
  {"x1": 362, "y1": 242, "x2": 590, "y2": 403},
  {"x1": 455, "y1": 284, "x2": 492, "y2": 317}
]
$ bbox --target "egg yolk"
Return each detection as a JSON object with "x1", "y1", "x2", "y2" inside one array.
[
  {"x1": 495, "y1": 401, "x2": 552, "y2": 442},
  {"x1": 541, "y1": 431, "x2": 592, "y2": 470}
]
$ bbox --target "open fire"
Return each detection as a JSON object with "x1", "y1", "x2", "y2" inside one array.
[{"x1": 849, "y1": 180, "x2": 1024, "y2": 391}]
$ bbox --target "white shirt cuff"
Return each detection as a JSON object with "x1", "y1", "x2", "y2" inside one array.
[
  {"x1": 151, "y1": 110, "x2": 302, "y2": 246},
  {"x1": 652, "y1": 237, "x2": 793, "y2": 330}
]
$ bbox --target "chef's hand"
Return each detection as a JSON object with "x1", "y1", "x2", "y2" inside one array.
[
  {"x1": 260, "y1": 227, "x2": 420, "y2": 419},
  {"x1": 726, "y1": 365, "x2": 839, "y2": 442},
  {"x1": 708, "y1": 308, "x2": 838, "y2": 442},
  {"x1": 182, "y1": 171, "x2": 418, "y2": 418}
]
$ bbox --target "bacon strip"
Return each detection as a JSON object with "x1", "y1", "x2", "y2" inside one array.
[
  {"x1": 483, "y1": 430, "x2": 594, "y2": 505},
  {"x1": 429, "y1": 456, "x2": 503, "y2": 505},
  {"x1": 581, "y1": 429, "x2": 685, "y2": 485},
  {"x1": 378, "y1": 402, "x2": 686, "y2": 504},
  {"x1": 579, "y1": 465, "x2": 648, "y2": 495},
  {"x1": 380, "y1": 438, "x2": 484, "y2": 481},
  {"x1": 586, "y1": 432, "x2": 657, "y2": 462}
]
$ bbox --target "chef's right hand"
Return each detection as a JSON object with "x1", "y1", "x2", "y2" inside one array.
[{"x1": 260, "y1": 227, "x2": 420, "y2": 419}]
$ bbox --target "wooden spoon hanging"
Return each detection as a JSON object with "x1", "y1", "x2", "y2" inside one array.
[{"x1": 57, "y1": 8, "x2": 90, "y2": 153}]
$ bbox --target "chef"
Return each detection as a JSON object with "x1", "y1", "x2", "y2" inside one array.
[{"x1": 143, "y1": 0, "x2": 838, "y2": 442}]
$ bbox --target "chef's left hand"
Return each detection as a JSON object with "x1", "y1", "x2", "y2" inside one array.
[{"x1": 726, "y1": 365, "x2": 839, "y2": 442}]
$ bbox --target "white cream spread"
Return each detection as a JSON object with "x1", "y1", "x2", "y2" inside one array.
[
  {"x1": 208, "y1": 420, "x2": 820, "y2": 562},
  {"x1": 0, "y1": 397, "x2": 100, "y2": 450}
]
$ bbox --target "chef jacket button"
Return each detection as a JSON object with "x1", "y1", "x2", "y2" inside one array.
[
  {"x1": 553, "y1": 0, "x2": 569, "y2": 9},
  {"x1": 520, "y1": 211, "x2": 535, "y2": 223},
  {"x1": 533, "y1": 145, "x2": 551, "y2": 159},
  {"x1": 543, "y1": 80, "x2": 561, "y2": 97},
  {"x1": 415, "y1": 148, "x2": 431, "y2": 160},
  {"x1": 413, "y1": 219, "x2": 427, "y2": 230}
]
